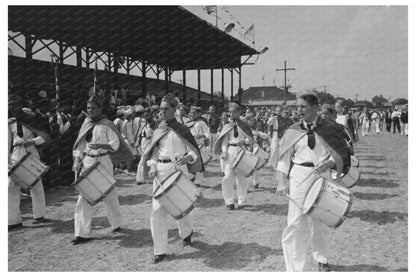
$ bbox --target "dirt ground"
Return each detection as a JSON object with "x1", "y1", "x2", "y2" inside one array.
[{"x1": 8, "y1": 130, "x2": 408, "y2": 272}]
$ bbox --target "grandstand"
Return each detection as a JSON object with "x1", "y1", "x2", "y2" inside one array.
[{"x1": 8, "y1": 6, "x2": 259, "y2": 109}]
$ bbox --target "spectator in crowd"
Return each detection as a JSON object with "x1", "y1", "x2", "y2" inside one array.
[
  {"x1": 385, "y1": 108, "x2": 393, "y2": 132},
  {"x1": 392, "y1": 108, "x2": 401, "y2": 134},
  {"x1": 206, "y1": 105, "x2": 220, "y2": 160},
  {"x1": 400, "y1": 108, "x2": 408, "y2": 136}
]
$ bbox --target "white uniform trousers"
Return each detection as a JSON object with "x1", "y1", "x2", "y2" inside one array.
[
  {"x1": 269, "y1": 132, "x2": 279, "y2": 168},
  {"x1": 222, "y1": 146, "x2": 249, "y2": 206},
  {"x1": 150, "y1": 162, "x2": 193, "y2": 255},
  {"x1": 361, "y1": 121, "x2": 370, "y2": 136},
  {"x1": 74, "y1": 155, "x2": 122, "y2": 238},
  {"x1": 8, "y1": 179, "x2": 46, "y2": 225},
  {"x1": 281, "y1": 165, "x2": 329, "y2": 271},
  {"x1": 248, "y1": 170, "x2": 261, "y2": 187},
  {"x1": 402, "y1": 123, "x2": 408, "y2": 135}
]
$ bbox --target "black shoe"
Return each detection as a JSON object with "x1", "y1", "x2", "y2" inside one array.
[
  {"x1": 71, "y1": 236, "x2": 92, "y2": 245},
  {"x1": 112, "y1": 227, "x2": 122, "y2": 233},
  {"x1": 136, "y1": 181, "x2": 144, "y2": 186},
  {"x1": 254, "y1": 184, "x2": 259, "y2": 189},
  {"x1": 182, "y1": 230, "x2": 193, "y2": 247},
  {"x1": 318, "y1": 262, "x2": 331, "y2": 272},
  {"x1": 226, "y1": 204, "x2": 235, "y2": 210},
  {"x1": 152, "y1": 254, "x2": 168, "y2": 264},
  {"x1": 195, "y1": 183, "x2": 201, "y2": 187},
  {"x1": 8, "y1": 223, "x2": 23, "y2": 231}
]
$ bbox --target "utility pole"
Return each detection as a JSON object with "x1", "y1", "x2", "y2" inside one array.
[
  {"x1": 355, "y1": 93, "x2": 359, "y2": 103},
  {"x1": 276, "y1": 60, "x2": 295, "y2": 105}
]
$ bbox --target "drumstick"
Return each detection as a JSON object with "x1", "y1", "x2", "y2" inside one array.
[{"x1": 285, "y1": 194, "x2": 303, "y2": 211}]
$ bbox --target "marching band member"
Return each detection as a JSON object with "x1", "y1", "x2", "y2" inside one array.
[
  {"x1": 135, "y1": 107, "x2": 157, "y2": 185},
  {"x1": 267, "y1": 107, "x2": 292, "y2": 169},
  {"x1": 8, "y1": 95, "x2": 51, "y2": 230},
  {"x1": 275, "y1": 92, "x2": 351, "y2": 271},
  {"x1": 187, "y1": 106, "x2": 211, "y2": 186},
  {"x1": 71, "y1": 95, "x2": 134, "y2": 245},
  {"x1": 218, "y1": 111, "x2": 229, "y2": 174},
  {"x1": 139, "y1": 94, "x2": 204, "y2": 264},
  {"x1": 214, "y1": 102, "x2": 254, "y2": 210},
  {"x1": 121, "y1": 107, "x2": 137, "y2": 174}
]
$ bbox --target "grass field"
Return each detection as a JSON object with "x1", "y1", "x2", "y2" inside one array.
[{"x1": 8, "y1": 131, "x2": 408, "y2": 271}]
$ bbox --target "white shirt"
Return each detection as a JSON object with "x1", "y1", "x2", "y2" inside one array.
[
  {"x1": 190, "y1": 119, "x2": 210, "y2": 143},
  {"x1": 277, "y1": 120, "x2": 332, "y2": 176},
  {"x1": 148, "y1": 129, "x2": 197, "y2": 166},
  {"x1": 9, "y1": 121, "x2": 46, "y2": 163},
  {"x1": 73, "y1": 124, "x2": 120, "y2": 159},
  {"x1": 221, "y1": 121, "x2": 252, "y2": 153}
]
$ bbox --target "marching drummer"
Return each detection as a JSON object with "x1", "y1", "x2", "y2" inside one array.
[
  {"x1": 187, "y1": 106, "x2": 211, "y2": 186},
  {"x1": 71, "y1": 95, "x2": 134, "y2": 245},
  {"x1": 8, "y1": 95, "x2": 51, "y2": 230},
  {"x1": 138, "y1": 93, "x2": 204, "y2": 264},
  {"x1": 214, "y1": 102, "x2": 254, "y2": 210},
  {"x1": 275, "y1": 91, "x2": 351, "y2": 271}
]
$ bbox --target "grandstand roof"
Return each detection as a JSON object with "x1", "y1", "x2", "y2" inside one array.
[{"x1": 8, "y1": 6, "x2": 258, "y2": 71}]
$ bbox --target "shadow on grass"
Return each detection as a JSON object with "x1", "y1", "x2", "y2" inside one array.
[
  {"x1": 352, "y1": 192, "x2": 399, "y2": 201},
  {"x1": 331, "y1": 263, "x2": 407, "y2": 272},
  {"x1": 195, "y1": 197, "x2": 226, "y2": 209},
  {"x1": 118, "y1": 193, "x2": 152, "y2": 206},
  {"x1": 355, "y1": 156, "x2": 385, "y2": 161},
  {"x1": 331, "y1": 264, "x2": 388, "y2": 271},
  {"x1": 173, "y1": 240, "x2": 282, "y2": 270},
  {"x1": 348, "y1": 210, "x2": 407, "y2": 225},
  {"x1": 357, "y1": 178, "x2": 400, "y2": 188},
  {"x1": 199, "y1": 183, "x2": 222, "y2": 191},
  {"x1": 243, "y1": 203, "x2": 288, "y2": 216},
  {"x1": 359, "y1": 171, "x2": 392, "y2": 176}
]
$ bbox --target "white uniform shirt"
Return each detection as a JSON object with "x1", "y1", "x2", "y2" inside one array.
[
  {"x1": 148, "y1": 129, "x2": 197, "y2": 166},
  {"x1": 221, "y1": 121, "x2": 251, "y2": 153},
  {"x1": 277, "y1": 120, "x2": 332, "y2": 176},
  {"x1": 73, "y1": 124, "x2": 120, "y2": 159},
  {"x1": 190, "y1": 119, "x2": 210, "y2": 144},
  {"x1": 9, "y1": 121, "x2": 46, "y2": 163}
]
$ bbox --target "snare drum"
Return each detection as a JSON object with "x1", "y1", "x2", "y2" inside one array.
[
  {"x1": 232, "y1": 149, "x2": 259, "y2": 177},
  {"x1": 303, "y1": 176, "x2": 352, "y2": 228},
  {"x1": 154, "y1": 170, "x2": 198, "y2": 219},
  {"x1": 72, "y1": 161, "x2": 116, "y2": 206},
  {"x1": 8, "y1": 152, "x2": 49, "y2": 190},
  {"x1": 330, "y1": 166, "x2": 360, "y2": 188},
  {"x1": 199, "y1": 144, "x2": 212, "y2": 165},
  {"x1": 252, "y1": 145, "x2": 269, "y2": 169}
]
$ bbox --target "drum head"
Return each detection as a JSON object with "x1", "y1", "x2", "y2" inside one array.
[
  {"x1": 154, "y1": 170, "x2": 182, "y2": 198},
  {"x1": 303, "y1": 177, "x2": 324, "y2": 213},
  {"x1": 232, "y1": 149, "x2": 245, "y2": 168}
]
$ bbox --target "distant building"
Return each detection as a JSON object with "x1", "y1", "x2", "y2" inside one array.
[{"x1": 239, "y1": 86, "x2": 297, "y2": 107}]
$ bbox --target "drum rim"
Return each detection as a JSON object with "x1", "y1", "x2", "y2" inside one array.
[
  {"x1": 153, "y1": 170, "x2": 183, "y2": 199},
  {"x1": 8, "y1": 152, "x2": 31, "y2": 176},
  {"x1": 332, "y1": 194, "x2": 353, "y2": 228},
  {"x1": 303, "y1": 176, "x2": 325, "y2": 214},
  {"x1": 171, "y1": 204, "x2": 195, "y2": 220}
]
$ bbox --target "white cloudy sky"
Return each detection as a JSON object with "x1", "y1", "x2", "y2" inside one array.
[{"x1": 182, "y1": 5, "x2": 408, "y2": 102}]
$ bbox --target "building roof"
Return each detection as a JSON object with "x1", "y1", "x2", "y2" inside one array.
[
  {"x1": 241, "y1": 86, "x2": 297, "y2": 103},
  {"x1": 8, "y1": 6, "x2": 258, "y2": 70}
]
